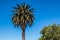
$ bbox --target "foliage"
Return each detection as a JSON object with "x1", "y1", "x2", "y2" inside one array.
[
  {"x1": 12, "y1": 3, "x2": 34, "y2": 29},
  {"x1": 39, "y1": 24, "x2": 60, "y2": 40}
]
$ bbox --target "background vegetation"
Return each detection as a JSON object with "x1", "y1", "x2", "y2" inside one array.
[{"x1": 39, "y1": 24, "x2": 60, "y2": 40}]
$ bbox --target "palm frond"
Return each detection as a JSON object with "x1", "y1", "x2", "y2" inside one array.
[
  {"x1": 26, "y1": 5, "x2": 31, "y2": 9},
  {"x1": 13, "y1": 7, "x2": 17, "y2": 9},
  {"x1": 17, "y1": 4, "x2": 20, "y2": 7}
]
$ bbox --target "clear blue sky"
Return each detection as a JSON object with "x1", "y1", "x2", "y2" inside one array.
[{"x1": 0, "y1": 0, "x2": 60, "y2": 40}]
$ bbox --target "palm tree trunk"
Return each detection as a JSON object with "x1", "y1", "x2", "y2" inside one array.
[
  {"x1": 22, "y1": 29, "x2": 25, "y2": 40},
  {"x1": 22, "y1": 20, "x2": 26, "y2": 40}
]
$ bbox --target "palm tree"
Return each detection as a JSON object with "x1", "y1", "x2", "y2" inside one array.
[{"x1": 12, "y1": 3, "x2": 34, "y2": 40}]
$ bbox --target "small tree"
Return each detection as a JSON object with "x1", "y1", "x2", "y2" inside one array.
[{"x1": 39, "y1": 24, "x2": 60, "y2": 40}]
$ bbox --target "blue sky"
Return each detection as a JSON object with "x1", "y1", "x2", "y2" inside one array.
[{"x1": 0, "y1": 0, "x2": 60, "y2": 40}]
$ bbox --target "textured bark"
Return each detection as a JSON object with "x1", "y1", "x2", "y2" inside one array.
[
  {"x1": 22, "y1": 20, "x2": 26, "y2": 40},
  {"x1": 22, "y1": 29, "x2": 25, "y2": 40}
]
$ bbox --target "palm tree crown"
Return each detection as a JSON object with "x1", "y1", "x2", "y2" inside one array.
[{"x1": 12, "y1": 3, "x2": 34, "y2": 29}]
